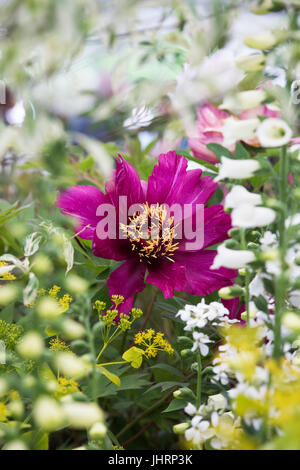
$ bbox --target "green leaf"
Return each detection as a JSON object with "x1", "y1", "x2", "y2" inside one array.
[
  {"x1": 122, "y1": 346, "x2": 144, "y2": 368},
  {"x1": 163, "y1": 398, "x2": 187, "y2": 413},
  {"x1": 237, "y1": 71, "x2": 263, "y2": 92},
  {"x1": 234, "y1": 142, "x2": 250, "y2": 159},
  {"x1": 206, "y1": 143, "x2": 233, "y2": 160},
  {"x1": 98, "y1": 366, "x2": 121, "y2": 387},
  {"x1": 177, "y1": 150, "x2": 218, "y2": 173},
  {"x1": 151, "y1": 364, "x2": 184, "y2": 379}
]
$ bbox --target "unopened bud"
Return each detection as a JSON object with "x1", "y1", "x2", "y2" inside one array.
[
  {"x1": 89, "y1": 422, "x2": 107, "y2": 439},
  {"x1": 218, "y1": 286, "x2": 244, "y2": 300},
  {"x1": 260, "y1": 248, "x2": 279, "y2": 262},
  {"x1": 283, "y1": 313, "x2": 300, "y2": 332},
  {"x1": 17, "y1": 331, "x2": 44, "y2": 360},
  {"x1": 173, "y1": 387, "x2": 195, "y2": 400},
  {"x1": 236, "y1": 53, "x2": 265, "y2": 72},
  {"x1": 244, "y1": 31, "x2": 278, "y2": 50},
  {"x1": 173, "y1": 423, "x2": 190, "y2": 435}
]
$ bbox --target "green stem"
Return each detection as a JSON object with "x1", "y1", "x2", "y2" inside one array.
[
  {"x1": 240, "y1": 228, "x2": 250, "y2": 324},
  {"x1": 273, "y1": 146, "x2": 289, "y2": 360},
  {"x1": 98, "y1": 361, "x2": 127, "y2": 367},
  {"x1": 97, "y1": 328, "x2": 123, "y2": 361},
  {"x1": 196, "y1": 351, "x2": 202, "y2": 409}
]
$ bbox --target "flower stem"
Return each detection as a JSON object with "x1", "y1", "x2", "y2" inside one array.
[
  {"x1": 240, "y1": 228, "x2": 250, "y2": 324},
  {"x1": 196, "y1": 351, "x2": 202, "y2": 409},
  {"x1": 273, "y1": 146, "x2": 289, "y2": 359}
]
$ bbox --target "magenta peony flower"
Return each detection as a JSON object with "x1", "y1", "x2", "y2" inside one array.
[
  {"x1": 56, "y1": 152, "x2": 236, "y2": 312},
  {"x1": 222, "y1": 298, "x2": 245, "y2": 324},
  {"x1": 188, "y1": 103, "x2": 279, "y2": 164}
]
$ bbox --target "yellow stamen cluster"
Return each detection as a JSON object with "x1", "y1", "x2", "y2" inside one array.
[
  {"x1": 134, "y1": 329, "x2": 174, "y2": 358},
  {"x1": 0, "y1": 261, "x2": 16, "y2": 281},
  {"x1": 120, "y1": 202, "x2": 179, "y2": 264}
]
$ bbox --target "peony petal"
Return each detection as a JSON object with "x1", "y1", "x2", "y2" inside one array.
[
  {"x1": 107, "y1": 258, "x2": 146, "y2": 313},
  {"x1": 175, "y1": 250, "x2": 237, "y2": 297},
  {"x1": 106, "y1": 155, "x2": 145, "y2": 210},
  {"x1": 146, "y1": 151, "x2": 188, "y2": 206},
  {"x1": 146, "y1": 260, "x2": 186, "y2": 298},
  {"x1": 178, "y1": 205, "x2": 231, "y2": 253},
  {"x1": 56, "y1": 185, "x2": 109, "y2": 240},
  {"x1": 92, "y1": 234, "x2": 130, "y2": 261}
]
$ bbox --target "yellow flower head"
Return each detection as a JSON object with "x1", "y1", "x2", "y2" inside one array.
[{"x1": 134, "y1": 329, "x2": 174, "y2": 358}]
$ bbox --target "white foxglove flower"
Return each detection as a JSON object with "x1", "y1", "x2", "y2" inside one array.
[
  {"x1": 63, "y1": 402, "x2": 104, "y2": 430},
  {"x1": 257, "y1": 118, "x2": 292, "y2": 148},
  {"x1": 123, "y1": 106, "x2": 155, "y2": 130},
  {"x1": 231, "y1": 203, "x2": 276, "y2": 228},
  {"x1": 33, "y1": 397, "x2": 64, "y2": 431},
  {"x1": 221, "y1": 91, "x2": 265, "y2": 114},
  {"x1": 211, "y1": 244, "x2": 255, "y2": 270},
  {"x1": 215, "y1": 157, "x2": 260, "y2": 181},
  {"x1": 56, "y1": 352, "x2": 89, "y2": 380},
  {"x1": 187, "y1": 160, "x2": 207, "y2": 172},
  {"x1": 191, "y1": 332, "x2": 212, "y2": 357},
  {"x1": 225, "y1": 185, "x2": 262, "y2": 209},
  {"x1": 223, "y1": 118, "x2": 259, "y2": 147}
]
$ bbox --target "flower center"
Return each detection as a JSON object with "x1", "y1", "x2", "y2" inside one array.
[{"x1": 120, "y1": 202, "x2": 179, "y2": 264}]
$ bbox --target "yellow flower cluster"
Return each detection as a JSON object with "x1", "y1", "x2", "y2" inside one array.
[
  {"x1": 49, "y1": 285, "x2": 72, "y2": 312},
  {"x1": 0, "y1": 402, "x2": 9, "y2": 422},
  {"x1": 30, "y1": 285, "x2": 73, "y2": 312},
  {"x1": 93, "y1": 296, "x2": 143, "y2": 330},
  {"x1": 0, "y1": 261, "x2": 16, "y2": 281},
  {"x1": 134, "y1": 329, "x2": 174, "y2": 358},
  {"x1": 49, "y1": 337, "x2": 71, "y2": 352},
  {"x1": 0, "y1": 391, "x2": 21, "y2": 423},
  {"x1": 55, "y1": 377, "x2": 79, "y2": 398}
]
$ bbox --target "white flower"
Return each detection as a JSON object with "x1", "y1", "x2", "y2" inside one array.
[
  {"x1": 185, "y1": 416, "x2": 214, "y2": 446},
  {"x1": 231, "y1": 204, "x2": 276, "y2": 228},
  {"x1": 184, "y1": 403, "x2": 197, "y2": 416},
  {"x1": 123, "y1": 105, "x2": 155, "y2": 130},
  {"x1": 225, "y1": 185, "x2": 262, "y2": 209},
  {"x1": 257, "y1": 118, "x2": 292, "y2": 148},
  {"x1": 205, "y1": 302, "x2": 229, "y2": 322},
  {"x1": 212, "y1": 363, "x2": 230, "y2": 385},
  {"x1": 222, "y1": 118, "x2": 259, "y2": 147},
  {"x1": 191, "y1": 332, "x2": 212, "y2": 357},
  {"x1": 177, "y1": 300, "x2": 209, "y2": 331},
  {"x1": 63, "y1": 402, "x2": 104, "y2": 430},
  {"x1": 5, "y1": 100, "x2": 26, "y2": 127},
  {"x1": 208, "y1": 394, "x2": 227, "y2": 411},
  {"x1": 211, "y1": 244, "x2": 255, "y2": 270},
  {"x1": 17, "y1": 331, "x2": 44, "y2": 360},
  {"x1": 187, "y1": 160, "x2": 207, "y2": 172},
  {"x1": 221, "y1": 90, "x2": 265, "y2": 114},
  {"x1": 260, "y1": 231, "x2": 277, "y2": 250},
  {"x1": 33, "y1": 397, "x2": 65, "y2": 431},
  {"x1": 215, "y1": 156, "x2": 260, "y2": 182},
  {"x1": 56, "y1": 352, "x2": 89, "y2": 380}
]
